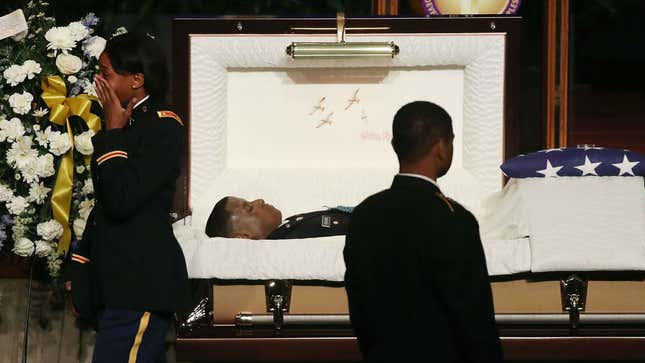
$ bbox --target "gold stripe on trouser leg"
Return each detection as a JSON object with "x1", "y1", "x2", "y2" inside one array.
[{"x1": 128, "y1": 312, "x2": 151, "y2": 363}]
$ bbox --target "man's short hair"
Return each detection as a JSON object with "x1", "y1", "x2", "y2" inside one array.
[
  {"x1": 391, "y1": 101, "x2": 453, "y2": 164},
  {"x1": 205, "y1": 197, "x2": 233, "y2": 237}
]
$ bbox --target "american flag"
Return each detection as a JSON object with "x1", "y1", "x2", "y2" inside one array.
[{"x1": 501, "y1": 146, "x2": 644, "y2": 178}]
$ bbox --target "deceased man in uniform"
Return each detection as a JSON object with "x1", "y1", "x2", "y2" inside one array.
[
  {"x1": 205, "y1": 196, "x2": 351, "y2": 240},
  {"x1": 182, "y1": 197, "x2": 352, "y2": 326}
]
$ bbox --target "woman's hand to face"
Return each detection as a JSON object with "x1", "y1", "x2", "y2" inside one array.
[{"x1": 94, "y1": 74, "x2": 137, "y2": 130}]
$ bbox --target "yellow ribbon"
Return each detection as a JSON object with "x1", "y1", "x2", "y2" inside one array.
[{"x1": 41, "y1": 76, "x2": 102, "y2": 254}]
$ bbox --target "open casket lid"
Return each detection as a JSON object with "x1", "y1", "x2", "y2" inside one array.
[{"x1": 172, "y1": 17, "x2": 521, "y2": 227}]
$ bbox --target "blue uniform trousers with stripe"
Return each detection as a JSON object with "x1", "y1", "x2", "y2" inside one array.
[{"x1": 92, "y1": 309, "x2": 171, "y2": 363}]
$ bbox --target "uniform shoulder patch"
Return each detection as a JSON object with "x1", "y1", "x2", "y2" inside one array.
[{"x1": 157, "y1": 110, "x2": 184, "y2": 126}]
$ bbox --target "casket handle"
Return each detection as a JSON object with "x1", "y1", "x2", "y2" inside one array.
[
  {"x1": 265, "y1": 280, "x2": 292, "y2": 330},
  {"x1": 560, "y1": 274, "x2": 588, "y2": 330}
]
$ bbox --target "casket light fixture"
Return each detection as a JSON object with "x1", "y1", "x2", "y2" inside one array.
[{"x1": 286, "y1": 13, "x2": 399, "y2": 59}]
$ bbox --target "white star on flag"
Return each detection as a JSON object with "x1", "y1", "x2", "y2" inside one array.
[
  {"x1": 574, "y1": 155, "x2": 602, "y2": 176},
  {"x1": 612, "y1": 155, "x2": 640, "y2": 176},
  {"x1": 537, "y1": 159, "x2": 563, "y2": 177}
]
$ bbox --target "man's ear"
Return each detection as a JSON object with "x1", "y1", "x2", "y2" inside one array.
[
  {"x1": 131, "y1": 73, "x2": 145, "y2": 89},
  {"x1": 436, "y1": 138, "x2": 451, "y2": 160},
  {"x1": 430, "y1": 140, "x2": 443, "y2": 159}
]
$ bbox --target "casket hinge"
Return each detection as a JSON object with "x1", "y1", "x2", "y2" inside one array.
[
  {"x1": 265, "y1": 280, "x2": 292, "y2": 330},
  {"x1": 560, "y1": 274, "x2": 588, "y2": 330}
]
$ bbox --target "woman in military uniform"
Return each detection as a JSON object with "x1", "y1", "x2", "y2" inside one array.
[{"x1": 71, "y1": 32, "x2": 189, "y2": 363}]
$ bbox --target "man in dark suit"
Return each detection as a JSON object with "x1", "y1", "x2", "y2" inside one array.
[
  {"x1": 343, "y1": 101, "x2": 502, "y2": 362},
  {"x1": 205, "y1": 196, "x2": 350, "y2": 239}
]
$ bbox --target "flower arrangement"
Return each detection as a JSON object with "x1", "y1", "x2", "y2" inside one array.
[{"x1": 0, "y1": 1, "x2": 112, "y2": 279}]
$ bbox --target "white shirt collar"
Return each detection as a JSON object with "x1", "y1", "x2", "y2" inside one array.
[
  {"x1": 397, "y1": 173, "x2": 441, "y2": 190},
  {"x1": 133, "y1": 95, "x2": 150, "y2": 110}
]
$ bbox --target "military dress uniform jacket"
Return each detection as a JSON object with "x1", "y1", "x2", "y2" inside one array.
[
  {"x1": 72, "y1": 98, "x2": 190, "y2": 318},
  {"x1": 267, "y1": 209, "x2": 351, "y2": 239},
  {"x1": 343, "y1": 175, "x2": 502, "y2": 363}
]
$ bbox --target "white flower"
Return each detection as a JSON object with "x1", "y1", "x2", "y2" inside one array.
[
  {"x1": 11, "y1": 219, "x2": 29, "y2": 241},
  {"x1": 67, "y1": 75, "x2": 78, "y2": 84},
  {"x1": 35, "y1": 240, "x2": 54, "y2": 257},
  {"x1": 73, "y1": 218, "x2": 87, "y2": 240},
  {"x1": 82, "y1": 178, "x2": 94, "y2": 195},
  {"x1": 76, "y1": 165, "x2": 86, "y2": 174},
  {"x1": 55, "y1": 53, "x2": 82, "y2": 75},
  {"x1": 34, "y1": 126, "x2": 50, "y2": 146},
  {"x1": 8, "y1": 92, "x2": 34, "y2": 115},
  {"x1": 0, "y1": 117, "x2": 26, "y2": 142},
  {"x1": 36, "y1": 154, "x2": 55, "y2": 178},
  {"x1": 74, "y1": 130, "x2": 95, "y2": 155},
  {"x1": 7, "y1": 196, "x2": 29, "y2": 215},
  {"x1": 67, "y1": 22, "x2": 90, "y2": 42},
  {"x1": 6, "y1": 136, "x2": 38, "y2": 170},
  {"x1": 81, "y1": 79, "x2": 97, "y2": 96},
  {"x1": 32, "y1": 108, "x2": 49, "y2": 117},
  {"x1": 22, "y1": 60, "x2": 42, "y2": 79},
  {"x1": 19, "y1": 159, "x2": 40, "y2": 184},
  {"x1": 44, "y1": 27, "x2": 76, "y2": 53},
  {"x1": 48, "y1": 131, "x2": 72, "y2": 156},
  {"x1": 37, "y1": 220, "x2": 64, "y2": 241},
  {"x1": 47, "y1": 253, "x2": 63, "y2": 277},
  {"x1": 28, "y1": 182, "x2": 51, "y2": 204},
  {"x1": 13, "y1": 142, "x2": 51, "y2": 184},
  {"x1": 78, "y1": 198, "x2": 94, "y2": 220},
  {"x1": 34, "y1": 131, "x2": 49, "y2": 147},
  {"x1": 0, "y1": 183, "x2": 14, "y2": 202},
  {"x1": 3, "y1": 65, "x2": 26, "y2": 86},
  {"x1": 83, "y1": 36, "x2": 106, "y2": 59},
  {"x1": 13, "y1": 237, "x2": 35, "y2": 257}
]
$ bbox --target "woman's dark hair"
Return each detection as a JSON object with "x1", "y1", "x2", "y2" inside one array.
[{"x1": 104, "y1": 32, "x2": 169, "y2": 102}]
